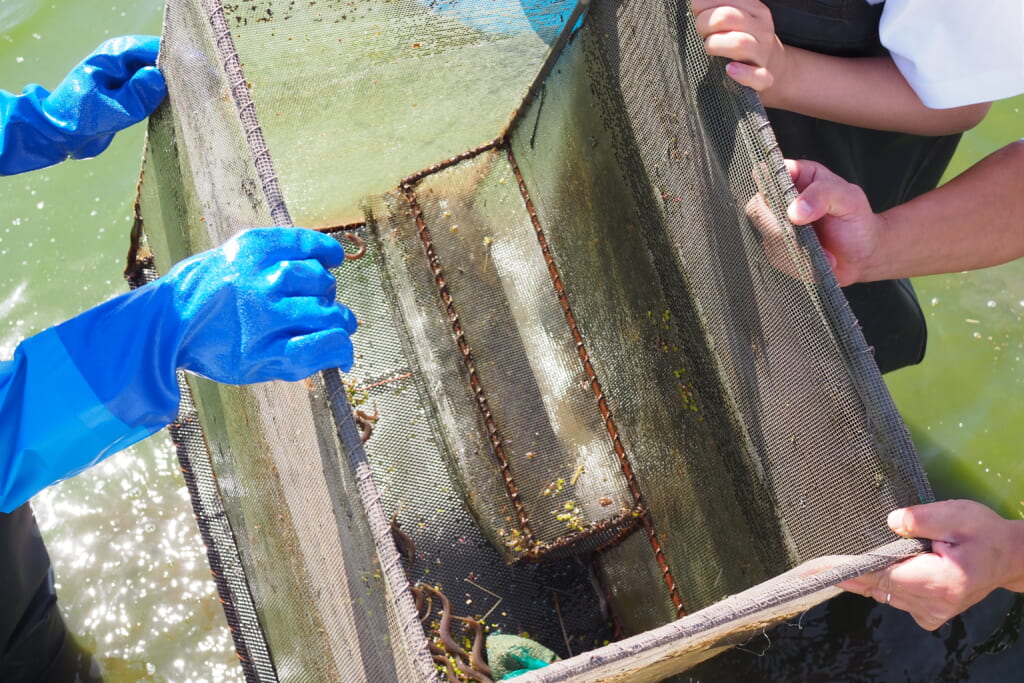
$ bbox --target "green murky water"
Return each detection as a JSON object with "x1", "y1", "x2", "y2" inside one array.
[
  {"x1": 0, "y1": 1, "x2": 1021, "y2": 680},
  {"x1": 886, "y1": 96, "x2": 1024, "y2": 522}
]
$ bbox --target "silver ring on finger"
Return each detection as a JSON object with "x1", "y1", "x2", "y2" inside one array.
[{"x1": 885, "y1": 592, "x2": 892, "y2": 606}]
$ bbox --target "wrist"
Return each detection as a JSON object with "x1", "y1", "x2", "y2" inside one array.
[
  {"x1": 1, "y1": 329, "x2": 165, "y2": 511},
  {"x1": 0, "y1": 86, "x2": 77, "y2": 174},
  {"x1": 158, "y1": 253, "x2": 221, "y2": 374},
  {"x1": 851, "y1": 211, "x2": 892, "y2": 284},
  {"x1": 759, "y1": 41, "x2": 796, "y2": 110}
]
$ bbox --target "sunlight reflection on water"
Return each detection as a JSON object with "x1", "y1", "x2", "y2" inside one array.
[{"x1": 34, "y1": 440, "x2": 241, "y2": 682}]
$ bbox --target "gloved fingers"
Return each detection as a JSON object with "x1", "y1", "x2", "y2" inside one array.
[
  {"x1": 335, "y1": 300, "x2": 359, "y2": 336},
  {"x1": 83, "y1": 36, "x2": 161, "y2": 85},
  {"x1": 233, "y1": 227, "x2": 347, "y2": 270},
  {"x1": 166, "y1": 228, "x2": 361, "y2": 385},
  {"x1": 238, "y1": 327, "x2": 356, "y2": 382},
  {"x1": 86, "y1": 37, "x2": 166, "y2": 121},
  {"x1": 123, "y1": 66, "x2": 168, "y2": 117},
  {"x1": 266, "y1": 297, "x2": 358, "y2": 337},
  {"x1": 109, "y1": 35, "x2": 160, "y2": 67},
  {"x1": 283, "y1": 327, "x2": 357, "y2": 375},
  {"x1": 264, "y1": 258, "x2": 338, "y2": 300}
]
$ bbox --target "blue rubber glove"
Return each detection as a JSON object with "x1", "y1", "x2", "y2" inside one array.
[
  {"x1": 0, "y1": 227, "x2": 356, "y2": 512},
  {"x1": 421, "y1": 0, "x2": 577, "y2": 43},
  {"x1": 0, "y1": 35, "x2": 166, "y2": 175}
]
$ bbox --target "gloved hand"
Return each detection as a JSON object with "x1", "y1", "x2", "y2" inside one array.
[
  {"x1": 0, "y1": 227, "x2": 357, "y2": 512},
  {"x1": 163, "y1": 227, "x2": 358, "y2": 384},
  {"x1": 0, "y1": 35, "x2": 166, "y2": 175}
]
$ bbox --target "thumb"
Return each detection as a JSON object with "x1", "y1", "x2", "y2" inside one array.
[
  {"x1": 786, "y1": 174, "x2": 865, "y2": 226},
  {"x1": 888, "y1": 501, "x2": 962, "y2": 542},
  {"x1": 822, "y1": 248, "x2": 837, "y2": 270}
]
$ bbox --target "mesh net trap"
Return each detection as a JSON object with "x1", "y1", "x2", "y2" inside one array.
[{"x1": 131, "y1": 1, "x2": 934, "y2": 680}]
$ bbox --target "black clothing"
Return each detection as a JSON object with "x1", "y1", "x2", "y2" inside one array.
[
  {"x1": 763, "y1": 0, "x2": 963, "y2": 372},
  {"x1": 0, "y1": 504, "x2": 98, "y2": 681}
]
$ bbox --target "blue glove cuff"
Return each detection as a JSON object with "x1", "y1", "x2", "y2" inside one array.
[
  {"x1": 54, "y1": 280, "x2": 183, "y2": 429},
  {"x1": 0, "y1": 87, "x2": 71, "y2": 174},
  {"x1": 0, "y1": 329, "x2": 162, "y2": 513}
]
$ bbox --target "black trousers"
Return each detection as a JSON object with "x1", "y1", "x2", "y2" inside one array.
[{"x1": 0, "y1": 504, "x2": 98, "y2": 681}]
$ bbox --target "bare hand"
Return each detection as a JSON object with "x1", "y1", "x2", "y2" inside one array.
[
  {"x1": 839, "y1": 500, "x2": 1024, "y2": 631},
  {"x1": 744, "y1": 192, "x2": 815, "y2": 284},
  {"x1": 785, "y1": 158, "x2": 886, "y2": 286},
  {"x1": 691, "y1": 0, "x2": 786, "y2": 91}
]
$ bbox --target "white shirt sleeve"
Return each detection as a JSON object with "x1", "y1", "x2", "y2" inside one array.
[{"x1": 871, "y1": 0, "x2": 1024, "y2": 109}]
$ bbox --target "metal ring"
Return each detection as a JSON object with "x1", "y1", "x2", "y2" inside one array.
[{"x1": 885, "y1": 592, "x2": 892, "y2": 606}]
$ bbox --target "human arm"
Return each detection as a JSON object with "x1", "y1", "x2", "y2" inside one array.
[
  {"x1": 0, "y1": 227, "x2": 357, "y2": 512},
  {"x1": 690, "y1": 0, "x2": 990, "y2": 136},
  {"x1": 839, "y1": 500, "x2": 1024, "y2": 630},
  {"x1": 785, "y1": 140, "x2": 1024, "y2": 284},
  {"x1": 0, "y1": 35, "x2": 166, "y2": 175}
]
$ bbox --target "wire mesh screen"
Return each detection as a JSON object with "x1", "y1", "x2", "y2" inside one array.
[{"x1": 135, "y1": 0, "x2": 934, "y2": 680}]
